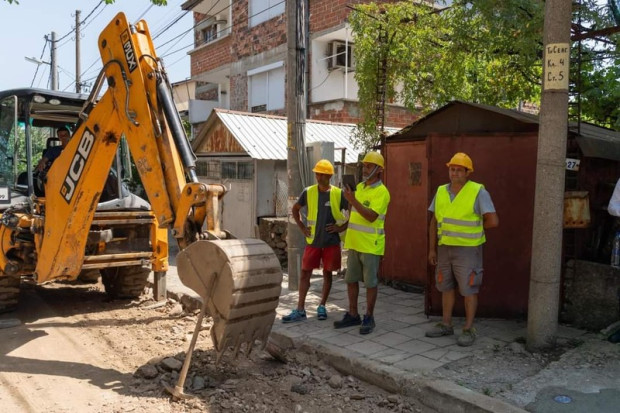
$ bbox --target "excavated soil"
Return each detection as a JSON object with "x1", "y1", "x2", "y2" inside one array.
[{"x1": 0, "y1": 281, "x2": 436, "y2": 413}]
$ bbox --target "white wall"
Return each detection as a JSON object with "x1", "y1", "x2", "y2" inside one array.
[
  {"x1": 310, "y1": 38, "x2": 359, "y2": 103},
  {"x1": 256, "y1": 159, "x2": 277, "y2": 217}
]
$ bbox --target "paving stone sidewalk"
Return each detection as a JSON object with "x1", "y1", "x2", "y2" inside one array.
[
  {"x1": 275, "y1": 273, "x2": 532, "y2": 373},
  {"x1": 157, "y1": 265, "x2": 620, "y2": 413}
]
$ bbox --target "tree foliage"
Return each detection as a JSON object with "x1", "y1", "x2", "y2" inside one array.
[{"x1": 350, "y1": 0, "x2": 619, "y2": 149}]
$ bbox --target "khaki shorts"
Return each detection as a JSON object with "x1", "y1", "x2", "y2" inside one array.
[
  {"x1": 345, "y1": 249, "x2": 381, "y2": 288},
  {"x1": 435, "y1": 245, "x2": 483, "y2": 296}
]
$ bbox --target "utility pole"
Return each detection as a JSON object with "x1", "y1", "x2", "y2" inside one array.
[
  {"x1": 75, "y1": 10, "x2": 81, "y2": 93},
  {"x1": 50, "y1": 31, "x2": 58, "y2": 90},
  {"x1": 527, "y1": 0, "x2": 572, "y2": 351},
  {"x1": 286, "y1": 0, "x2": 309, "y2": 291}
]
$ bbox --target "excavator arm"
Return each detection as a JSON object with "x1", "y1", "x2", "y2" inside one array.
[{"x1": 35, "y1": 13, "x2": 282, "y2": 368}]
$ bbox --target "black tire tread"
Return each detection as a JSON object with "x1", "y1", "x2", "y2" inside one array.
[
  {"x1": 101, "y1": 266, "x2": 150, "y2": 298},
  {"x1": 0, "y1": 273, "x2": 20, "y2": 313}
]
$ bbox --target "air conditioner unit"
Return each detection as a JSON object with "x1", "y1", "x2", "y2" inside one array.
[
  {"x1": 215, "y1": 19, "x2": 228, "y2": 37},
  {"x1": 328, "y1": 41, "x2": 355, "y2": 71}
]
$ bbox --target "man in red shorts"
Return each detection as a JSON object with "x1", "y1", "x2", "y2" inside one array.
[{"x1": 282, "y1": 159, "x2": 348, "y2": 323}]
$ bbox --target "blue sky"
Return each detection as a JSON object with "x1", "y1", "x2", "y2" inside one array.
[{"x1": 0, "y1": 0, "x2": 193, "y2": 92}]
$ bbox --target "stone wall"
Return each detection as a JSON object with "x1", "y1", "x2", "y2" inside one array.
[
  {"x1": 561, "y1": 259, "x2": 620, "y2": 331},
  {"x1": 258, "y1": 217, "x2": 288, "y2": 269}
]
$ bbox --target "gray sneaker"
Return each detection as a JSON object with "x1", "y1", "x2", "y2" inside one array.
[
  {"x1": 425, "y1": 323, "x2": 454, "y2": 338},
  {"x1": 457, "y1": 327, "x2": 477, "y2": 347}
]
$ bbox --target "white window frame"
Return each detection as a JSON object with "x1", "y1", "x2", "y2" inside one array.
[
  {"x1": 248, "y1": 61, "x2": 285, "y2": 112},
  {"x1": 249, "y1": 0, "x2": 285, "y2": 27}
]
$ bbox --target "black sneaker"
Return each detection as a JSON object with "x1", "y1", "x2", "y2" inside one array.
[
  {"x1": 359, "y1": 314, "x2": 375, "y2": 335},
  {"x1": 333, "y1": 312, "x2": 361, "y2": 329}
]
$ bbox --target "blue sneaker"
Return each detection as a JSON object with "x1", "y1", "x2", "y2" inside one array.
[
  {"x1": 359, "y1": 314, "x2": 375, "y2": 335},
  {"x1": 282, "y1": 309, "x2": 307, "y2": 323},
  {"x1": 317, "y1": 305, "x2": 327, "y2": 320}
]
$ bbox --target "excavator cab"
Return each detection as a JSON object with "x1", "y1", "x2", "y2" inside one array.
[{"x1": 0, "y1": 88, "x2": 157, "y2": 298}]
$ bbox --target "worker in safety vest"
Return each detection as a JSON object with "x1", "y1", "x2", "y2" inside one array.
[
  {"x1": 283, "y1": 159, "x2": 348, "y2": 323},
  {"x1": 334, "y1": 151, "x2": 390, "y2": 335},
  {"x1": 425, "y1": 152, "x2": 499, "y2": 346}
]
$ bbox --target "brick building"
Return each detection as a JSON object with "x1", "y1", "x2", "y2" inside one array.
[{"x1": 181, "y1": 0, "x2": 417, "y2": 139}]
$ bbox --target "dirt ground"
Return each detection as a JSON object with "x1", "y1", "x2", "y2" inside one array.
[
  {"x1": 0, "y1": 280, "x2": 435, "y2": 413},
  {"x1": 428, "y1": 334, "x2": 582, "y2": 398}
]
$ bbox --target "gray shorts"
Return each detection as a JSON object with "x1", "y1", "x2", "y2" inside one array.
[
  {"x1": 435, "y1": 245, "x2": 483, "y2": 296},
  {"x1": 345, "y1": 249, "x2": 381, "y2": 288}
]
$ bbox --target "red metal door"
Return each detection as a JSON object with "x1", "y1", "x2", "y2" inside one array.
[
  {"x1": 383, "y1": 141, "x2": 428, "y2": 286},
  {"x1": 426, "y1": 134, "x2": 538, "y2": 318}
]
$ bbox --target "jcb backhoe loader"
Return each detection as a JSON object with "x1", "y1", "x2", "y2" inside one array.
[{"x1": 0, "y1": 13, "x2": 282, "y2": 366}]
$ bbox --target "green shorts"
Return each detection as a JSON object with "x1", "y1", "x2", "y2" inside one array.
[{"x1": 345, "y1": 249, "x2": 381, "y2": 288}]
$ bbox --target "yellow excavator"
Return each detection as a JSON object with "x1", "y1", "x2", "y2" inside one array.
[{"x1": 0, "y1": 12, "x2": 283, "y2": 393}]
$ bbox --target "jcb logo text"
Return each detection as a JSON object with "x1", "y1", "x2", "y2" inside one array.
[{"x1": 61, "y1": 128, "x2": 95, "y2": 203}]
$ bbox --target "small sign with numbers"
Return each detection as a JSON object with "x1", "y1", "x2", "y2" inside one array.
[
  {"x1": 566, "y1": 158, "x2": 580, "y2": 171},
  {"x1": 0, "y1": 186, "x2": 10, "y2": 204},
  {"x1": 544, "y1": 43, "x2": 570, "y2": 90}
]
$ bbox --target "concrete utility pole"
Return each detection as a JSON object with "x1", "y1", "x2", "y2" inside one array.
[
  {"x1": 75, "y1": 10, "x2": 81, "y2": 93},
  {"x1": 286, "y1": 0, "x2": 309, "y2": 291},
  {"x1": 51, "y1": 31, "x2": 58, "y2": 90},
  {"x1": 527, "y1": 0, "x2": 572, "y2": 351}
]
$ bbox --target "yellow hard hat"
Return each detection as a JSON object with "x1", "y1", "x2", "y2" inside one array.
[
  {"x1": 446, "y1": 152, "x2": 474, "y2": 172},
  {"x1": 312, "y1": 159, "x2": 335, "y2": 175},
  {"x1": 362, "y1": 151, "x2": 385, "y2": 168}
]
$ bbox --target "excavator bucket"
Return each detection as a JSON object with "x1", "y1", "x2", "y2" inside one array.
[
  {"x1": 166, "y1": 238, "x2": 283, "y2": 399},
  {"x1": 176, "y1": 238, "x2": 283, "y2": 359}
]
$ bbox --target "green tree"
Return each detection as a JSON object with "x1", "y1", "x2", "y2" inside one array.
[{"x1": 350, "y1": 1, "x2": 619, "y2": 149}]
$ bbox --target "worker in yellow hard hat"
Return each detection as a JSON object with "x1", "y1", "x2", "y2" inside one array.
[
  {"x1": 284, "y1": 159, "x2": 348, "y2": 323},
  {"x1": 334, "y1": 151, "x2": 391, "y2": 335},
  {"x1": 425, "y1": 152, "x2": 499, "y2": 346}
]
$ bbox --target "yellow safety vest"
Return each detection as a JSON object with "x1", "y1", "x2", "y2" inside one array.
[
  {"x1": 344, "y1": 182, "x2": 390, "y2": 255},
  {"x1": 306, "y1": 185, "x2": 346, "y2": 245},
  {"x1": 435, "y1": 181, "x2": 486, "y2": 247}
]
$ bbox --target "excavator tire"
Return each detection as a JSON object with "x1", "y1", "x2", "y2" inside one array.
[
  {"x1": 0, "y1": 273, "x2": 20, "y2": 313},
  {"x1": 101, "y1": 266, "x2": 150, "y2": 298},
  {"x1": 77, "y1": 269, "x2": 101, "y2": 284},
  {"x1": 177, "y1": 238, "x2": 283, "y2": 360}
]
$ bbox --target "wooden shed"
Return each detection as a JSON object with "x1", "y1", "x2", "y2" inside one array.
[
  {"x1": 382, "y1": 101, "x2": 620, "y2": 319},
  {"x1": 191, "y1": 109, "x2": 361, "y2": 238}
]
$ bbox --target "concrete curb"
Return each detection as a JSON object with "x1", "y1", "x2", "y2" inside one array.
[
  {"x1": 418, "y1": 380, "x2": 527, "y2": 413},
  {"x1": 270, "y1": 331, "x2": 527, "y2": 413}
]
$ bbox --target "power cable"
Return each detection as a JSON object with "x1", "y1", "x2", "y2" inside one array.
[
  {"x1": 161, "y1": 0, "x2": 285, "y2": 59},
  {"x1": 135, "y1": 4, "x2": 155, "y2": 22},
  {"x1": 54, "y1": 0, "x2": 105, "y2": 44},
  {"x1": 157, "y1": 0, "x2": 240, "y2": 50},
  {"x1": 30, "y1": 40, "x2": 49, "y2": 87},
  {"x1": 152, "y1": 10, "x2": 190, "y2": 40},
  {"x1": 81, "y1": 3, "x2": 108, "y2": 32},
  {"x1": 80, "y1": 1, "x2": 194, "y2": 80}
]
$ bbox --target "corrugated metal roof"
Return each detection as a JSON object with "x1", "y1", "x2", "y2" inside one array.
[
  {"x1": 390, "y1": 101, "x2": 620, "y2": 161},
  {"x1": 213, "y1": 109, "x2": 396, "y2": 163},
  {"x1": 571, "y1": 122, "x2": 620, "y2": 161}
]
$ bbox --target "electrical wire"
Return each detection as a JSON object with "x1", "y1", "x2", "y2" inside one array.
[
  {"x1": 161, "y1": 0, "x2": 285, "y2": 59},
  {"x1": 152, "y1": 10, "x2": 191, "y2": 40},
  {"x1": 54, "y1": 0, "x2": 105, "y2": 44},
  {"x1": 135, "y1": 4, "x2": 155, "y2": 22},
  {"x1": 30, "y1": 40, "x2": 48, "y2": 87},
  {"x1": 157, "y1": 0, "x2": 240, "y2": 50}
]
